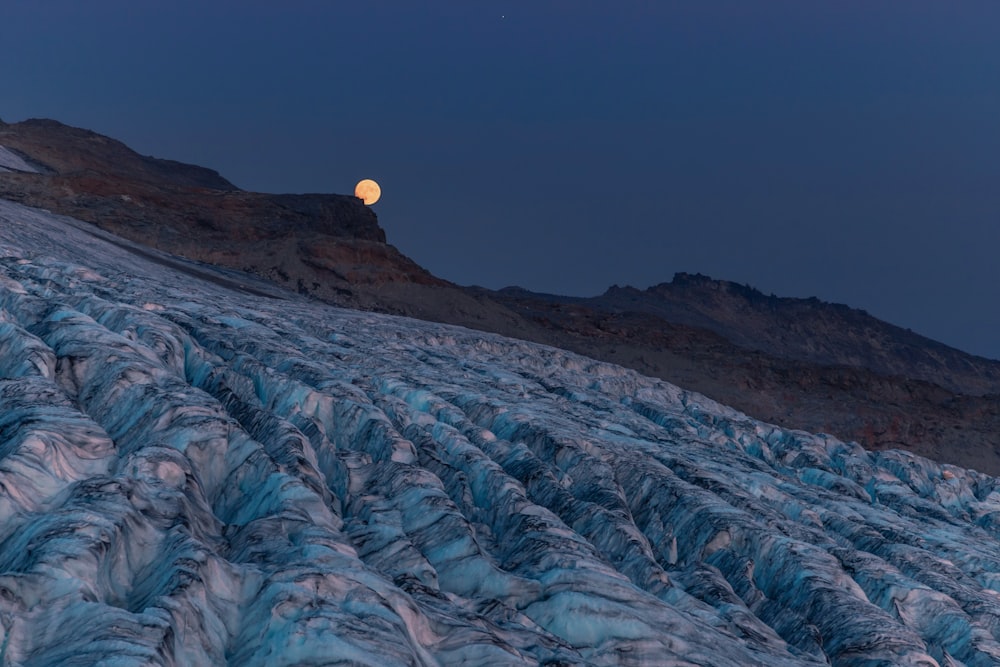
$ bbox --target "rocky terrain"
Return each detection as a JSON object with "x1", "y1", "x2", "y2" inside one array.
[
  {"x1": 0, "y1": 118, "x2": 442, "y2": 301},
  {"x1": 482, "y1": 281, "x2": 1000, "y2": 474},
  {"x1": 5, "y1": 198, "x2": 1000, "y2": 665},
  {"x1": 2, "y1": 117, "x2": 998, "y2": 474}
]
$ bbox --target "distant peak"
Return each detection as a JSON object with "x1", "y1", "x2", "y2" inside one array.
[
  {"x1": 19, "y1": 117, "x2": 64, "y2": 126},
  {"x1": 14, "y1": 118, "x2": 81, "y2": 132},
  {"x1": 664, "y1": 272, "x2": 782, "y2": 301},
  {"x1": 602, "y1": 274, "x2": 780, "y2": 302},
  {"x1": 670, "y1": 272, "x2": 745, "y2": 291},
  {"x1": 601, "y1": 283, "x2": 638, "y2": 296},
  {"x1": 1, "y1": 118, "x2": 240, "y2": 191},
  {"x1": 671, "y1": 271, "x2": 715, "y2": 285}
]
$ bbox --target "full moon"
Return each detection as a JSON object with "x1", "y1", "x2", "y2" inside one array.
[{"x1": 354, "y1": 179, "x2": 381, "y2": 205}]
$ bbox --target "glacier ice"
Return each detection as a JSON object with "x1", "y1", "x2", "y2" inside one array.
[
  {"x1": 0, "y1": 146, "x2": 40, "y2": 174},
  {"x1": 2, "y1": 198, "x2": 1000, "y2": 665}
]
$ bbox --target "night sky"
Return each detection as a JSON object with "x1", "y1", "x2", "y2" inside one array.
[{"x1": 4, "y1": 2, "x2": 999, "y2": 359}]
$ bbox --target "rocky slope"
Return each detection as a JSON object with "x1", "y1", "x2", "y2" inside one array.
[
  {"x1": 592, "y1": 275, "x2": 1000, "y2": 396},
  {"x1": 483, "y1": 283, "x2": 1000, "y2": 474},
  {"x1": 0, "y1": 118, "x2": 443, "y2": 303},
  {"x1": 2, "y1": 117, "x2": 998, "y2": 474},
  {"x1": 6, "y1": 198, "x2": 1000, "y2": 665}
]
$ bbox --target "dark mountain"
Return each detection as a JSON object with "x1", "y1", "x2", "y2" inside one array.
[
  {"x1": 3, "y1": 117, "x2": 998, "y2": 473},
  {"x1": 593, "y1": 274, "x2": 1000, "y2": 396}
]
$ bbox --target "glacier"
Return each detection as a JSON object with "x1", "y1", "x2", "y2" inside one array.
[{"x1": 2, "y1": 198, "x2": 1000, "y2": 666}]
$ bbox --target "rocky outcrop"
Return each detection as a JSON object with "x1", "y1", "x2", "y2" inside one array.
[
  {"x1": 597, "y1": 273, "x2": 1000, "y2": 396},
  {"x1": 0, "y1": 118, "x2": 444, "y2": 308}
]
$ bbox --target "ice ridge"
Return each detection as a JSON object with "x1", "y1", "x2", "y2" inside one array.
[{"x1": 1, "y1": 199, "x2": 1000, "y2": 665}]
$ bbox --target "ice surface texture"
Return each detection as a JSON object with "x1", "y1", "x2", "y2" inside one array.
[{"x1": 2, "y1": 198, "x2": 1000, "y2": 666}]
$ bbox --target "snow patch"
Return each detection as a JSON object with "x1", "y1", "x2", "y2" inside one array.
[{"x1": 0, "y1": 146, "x2": 40, "y2": 173}]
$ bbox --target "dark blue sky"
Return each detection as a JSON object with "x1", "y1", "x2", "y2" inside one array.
[{"x1": 4, "y1": 1, "x2": 999, "y2": 359}]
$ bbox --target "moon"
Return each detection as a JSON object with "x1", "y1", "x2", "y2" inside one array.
[{"x1": 354, "y1": 179, "x2": 381, "y2": 205}]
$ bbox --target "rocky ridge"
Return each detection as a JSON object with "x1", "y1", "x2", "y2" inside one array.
[
  {"x1": 0, "y1": 118, "x2": 441, "y2": 302},
  {"x1": 484, "y1": 281, "x2": 1000, "y2": 474},
  {"x1": 2, "y1": 117, "x2": 998, "y2": 474}
]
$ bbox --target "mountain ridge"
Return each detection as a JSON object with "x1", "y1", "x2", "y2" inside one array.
[
  {"x1": 514, "y1": 272, "x2": 1000, "y2": 394},
  {"x1": 0, "y1": 118, "x2": 440, "y2": 300},
  {"x1": 2, "y1": 117, "x2": 998, "y2": 474}
]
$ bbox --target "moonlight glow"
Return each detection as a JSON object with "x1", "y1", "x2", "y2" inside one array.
[{"x1": 354, "y1": 179, "x2": 381, "y2": 205}]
